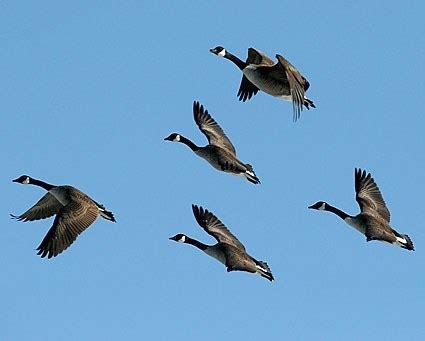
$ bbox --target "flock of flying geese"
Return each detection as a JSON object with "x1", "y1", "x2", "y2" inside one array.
[{"x1": 11, "y1": 46, "x2": 414, "y2": 281}]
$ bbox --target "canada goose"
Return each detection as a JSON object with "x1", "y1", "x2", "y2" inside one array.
[
  {"x1": 164, "y1": 101, "x2": 260, "y2": 184},
  {"x1": 11, "y1": 175, "x2": 116, "y2": 258},
  {"x1": 308, "y1": 168, "x2": 414, "y2": 251},
  {"x1": 210, "y1": 46, "x2": 315, "y2": 121},
  {"x1": 169, "y1": 205, "x2": 274, "y2": 281}
]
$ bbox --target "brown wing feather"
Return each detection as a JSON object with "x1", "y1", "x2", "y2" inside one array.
[
  {"x1": 275, "y1": 54, "x2": 306, "y2": 121},
  {"x1": 355, "y1": 168, "x2": 391, "y2": 222},
  {"x1": 193, "y1": 101, "x2": 236, "y2": 156},
  {"x1": 11, "y1": 193, "x2": 62, "y2": 222},
  {"x1": 237, "y1": 75, "x2": 259, "y2": 102},
  {"x1": 36, "y1": 201, "x2": 99, "y2": 258},
  {"x1": 192, "y1": 205, "x2": 245, "y2": 251},
  {"x1": 247, "y1": 48, "x2": 275, "y2": 66},
  {"x1": 237, "y1": 48, "x2": 274, "y2": 102}
]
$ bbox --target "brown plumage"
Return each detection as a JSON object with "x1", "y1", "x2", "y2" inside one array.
[
  {"x1": 308, "y1": 169, "x2": 414, "y2": 251},
  {"x1": 210, "y1": 46, "x2": 315, "y2": 121},
  {"x1": 11, "y1": 175, "x2": 116, "y2": 258},
  {"x1": 169, "y1": 205, "x2": 274, "y2": 281},
  {"x1": 164, "y1": 101, "x2": 260, "y2": 184}
]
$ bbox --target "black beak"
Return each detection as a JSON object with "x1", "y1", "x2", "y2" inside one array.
[
  {"x1": 12, "y1": 178, "x2": 20, "y2": 183},
  {"x1": 307, "y1": 205, "x2": 314, "y2": 209}
]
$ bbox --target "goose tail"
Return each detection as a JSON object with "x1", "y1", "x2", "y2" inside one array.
[
  {"x1": 255, "y1": 260, "x2": 274, "y2": 281},
  {"x1": 245, "y1": 164, "x2": 261, "y2": 185},
  {"x1": 303, "y1": 97, "x2": 316, "y2": 110},
  {"x1": 396, "y1": 234, "x2": 414, "y2": 251}
]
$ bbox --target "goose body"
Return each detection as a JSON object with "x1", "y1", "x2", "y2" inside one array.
[
  {"x1": 11, "y1": 175, "x2": 116, "y2": 258},
  {"x1": 210, "y1": 46, "x2": 315, "y2": 121},
  {"x1": 164, "y1": 101, "x2": 260, "y2": 184},
  {"x1": 308, "y1": 169, "x2": 414, "y2": 251},
  {"x1": 169, "y1": 205, "x2": 274, "y2": 281}
]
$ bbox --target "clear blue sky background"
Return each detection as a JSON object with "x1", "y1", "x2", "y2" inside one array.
[{"x1": 2, "y1": 1, "x2": 424, "y2": 340}]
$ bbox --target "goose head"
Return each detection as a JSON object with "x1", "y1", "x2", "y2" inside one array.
[
  {"x1": 209, "y1": 46, "x2": 226, "y2": 57},
  {"x1": 169, "y1": 233, "x2": 187, "y2": 243},
  {"x1": 12, "y1": 175, "x2": 31, "y2": 185},
  {"x1": 308, "y1": 201, "x2": 328, "y2": 210},
  {"x1": 164, "y1": 133, "x2": 181, "y2": 142}
]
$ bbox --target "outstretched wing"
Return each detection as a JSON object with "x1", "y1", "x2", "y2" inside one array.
[
  {"x1": 11, "y1": 193, "x2": 62, "y2": 222},
  {"x1": 193, "y1": 101, "x2": 236, "y2": 155},
  {"x1": 192, "y1": 205, "x2": 245, "y2": 251},
  {"x1": 36, "y1": 200, "x2": 99, "y2": 258},
  {"x1": 247, "y1": 48, "x2": 275, "y2": 66},
  {"x1": 355, "y1": 168, "x2": 390, "y2": 222}
]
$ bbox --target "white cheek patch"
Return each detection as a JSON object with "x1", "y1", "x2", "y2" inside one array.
[
  {"x1": 218, "y1": 49, "x2": 226, "y2": 57},
  {"x1": 178, "y1": 235, "x2": 186, "y2": 243},
  {"x1": 319, "y1": 203, "x2": 326, "y2": 210},
  {"x1": 23, "y1": 177, "x2": 30, "y2": 184},
  {"x1": 175, "y1": 134, "x2": 181, "y2": 142}
]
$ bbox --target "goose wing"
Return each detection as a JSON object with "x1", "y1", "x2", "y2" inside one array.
[
  {"x1": 355, "y1": 168, "x2": 390, "y2": 222},
  {"x1": 36, "y1": 199, "x2": 99, "y2": 258},
  {"x1": 11, "y1": 193, "x2": 62, "y2": 221},
  {"x1": 274, "y1": 54, "x2": 307, "y2": 120},
  {"x1": 237, "y1": 76, "x2": 259, "y2": 102},
  {"x1": 193, "y1": 101, "x2": 236, "y2": 156},
  {"x1": 192, "y1": 205, "x2": 245, "y2": 251},
  {"x1": 237, "y1": 48, "x2": 274, "y2": 102},
  {"x1": 247, "y1": 48, "x2": 275, "y2": 66}
]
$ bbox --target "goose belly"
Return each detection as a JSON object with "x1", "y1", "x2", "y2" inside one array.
[
  {"x1": 344, "y1": 217, "x2": 366, "y2": 234},
  {"x1": 243, "y1": 68, "x2": 291, "y2": 99},
  {"x1": 204, "y1": 247, "x2": 226, "y2": 265},
  {"x1": 195, "y1": 150, "x2": 222, "y2": 170}
]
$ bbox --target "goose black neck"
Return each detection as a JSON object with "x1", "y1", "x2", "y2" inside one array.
[
  {"x1": 185, "y1": 237, "x2": 208, "y2": 251},
  {"x1": 224, "y1": 52, "x2": 247, "y2": 70},
  {"x1": 178, "y1": 135, "x2": 199, "y2": 152},
  {"x1": 325, "y1": 203, "x2": 350, "y2": 220},
  {"x1": 29, "y1": 178, "x2": 56, "y2": 191}
]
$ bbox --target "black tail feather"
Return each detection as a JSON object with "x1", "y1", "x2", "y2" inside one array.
[
  {"x1": 255, "y1": 260, "x2": 274, "y2": 281},
  {"x1": 401, "y1": 234, "x2": 414, "y2": 251},
  {"x1": 303, "y1": 97, "x2": 316, "y2": 110},
  {"x1": 101, "y1": 210, "x2": 116, "y2": 222},
  {"x1": 245, "y1": 164, "x2": 260, "y2": 185}
]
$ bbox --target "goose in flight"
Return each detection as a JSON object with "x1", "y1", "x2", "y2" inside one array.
[
  {"x1": 11, "y1": 175, "x2": 116, "y2": 258},
  {"x1": 308, "y1": 168, "x2": 414, "y2": 251},
  {"x1": 210, "y1": 46, "x2": 315, "y2": 121},
  {"x1": 164, "y1": 101, "x2": 260, "y2": 184},
  {"x1": 169, "y1": 205, "x2": 274, "y2": 281}
]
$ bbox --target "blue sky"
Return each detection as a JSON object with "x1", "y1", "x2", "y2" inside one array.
[{"x1": 2, "y1": 1, "x2": 425, "y2": 340}]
